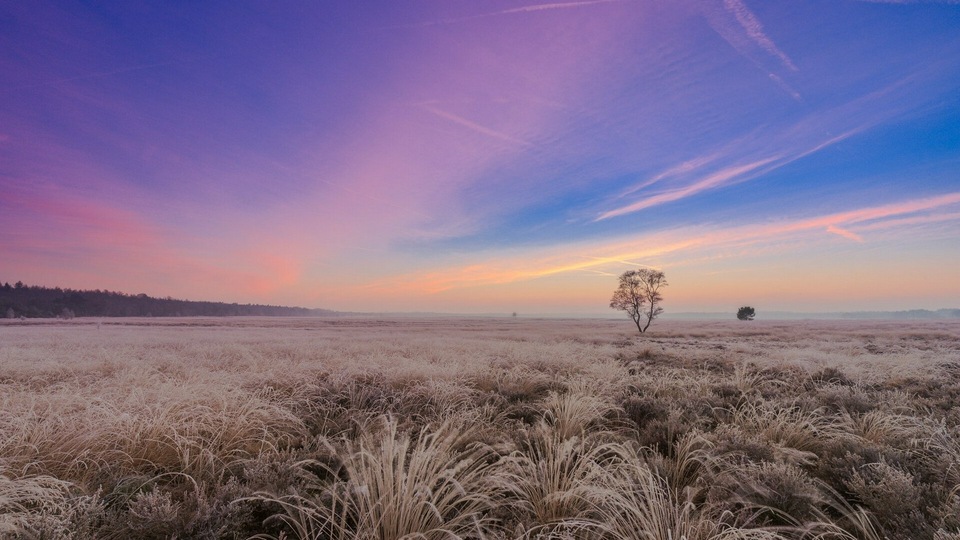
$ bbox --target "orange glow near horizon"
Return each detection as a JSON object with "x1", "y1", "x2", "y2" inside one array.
[
  {"x1": 350, "y1": 193, "x2": 960, "y2": 308},
  {"x1": 3, "y1": 3, "x2": 959, "y2": 314},
  {"x1": 5, "y1": 191, "x2": 958, "y2": 313}
]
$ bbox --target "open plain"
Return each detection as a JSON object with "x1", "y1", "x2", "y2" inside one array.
[{"x1": 2, "y1": 317, "x2": 960, "y2": 539}]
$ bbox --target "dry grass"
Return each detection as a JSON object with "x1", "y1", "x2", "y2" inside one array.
[
  {"x1": 1, "y1": 316, "x2": 959, "y2": 539},
  {"x1": 246, "y1": 415, "x2": 501, "y2": 540}
]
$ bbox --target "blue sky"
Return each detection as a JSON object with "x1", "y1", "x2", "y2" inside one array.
[{"x1": 1, "y1": 1, "x2": 959, "y2": 314}]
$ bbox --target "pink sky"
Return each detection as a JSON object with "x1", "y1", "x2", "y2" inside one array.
[{"x1": 2, "y1": 2, "x2": 959, "y2": 314}]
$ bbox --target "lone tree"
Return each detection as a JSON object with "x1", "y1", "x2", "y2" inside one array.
[
  {"x1": 610, "y1": 269, "x2": 667, "y2": 333},
  {"x1": 737, "y1": 306, "x2": 756, "y2": 321}
]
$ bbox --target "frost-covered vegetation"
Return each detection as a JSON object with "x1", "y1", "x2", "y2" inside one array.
[{"x1": 1, "y1": 317, "x2": 959, "y2": 539}]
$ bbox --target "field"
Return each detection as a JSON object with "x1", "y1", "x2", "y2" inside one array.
[{"x1": 2, "y1": 317, "x2": 960, "y2": 539}]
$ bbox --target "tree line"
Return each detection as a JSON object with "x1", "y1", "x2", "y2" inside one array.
[{"x1": 0, "y1": 281, "x2": 337, "y2": 319}]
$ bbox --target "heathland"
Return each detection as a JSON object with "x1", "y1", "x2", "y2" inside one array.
[{"x1": 1, "y1": 317, "x2": 959, "y2": 539}]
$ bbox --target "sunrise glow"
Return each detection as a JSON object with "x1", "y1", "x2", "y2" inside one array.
[{"x1": 2, "y1": 2, "x2": 959, "y2": 314}]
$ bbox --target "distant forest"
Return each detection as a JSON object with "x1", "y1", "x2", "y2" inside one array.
[{"x1": 0, "y1": 281, "x2": 338, "y2": 318}]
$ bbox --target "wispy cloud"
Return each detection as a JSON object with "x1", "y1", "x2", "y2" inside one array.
[
  {"x1": 382, "y1": 238, "x2": 701, "y2": 294},
  {"x1": 0, "y1": 184, "x2": 162, "y2": 254},
  {"x1": 377, "y1": 192, "x2": 960, "y2": 293},
  {"x1": 595, "y1": 101, "x2": 879, "y2": 222},
  {"x1": 768, "y1": 73, "x2": 803, "y2": 102},
  {"x1": 722, "y1": 0, "x2": 798, "y2": 71},
  {"x1": 390, "y1": 0, "x2": 624, "y2": 29},
  {"x1": 422, "y1": 105, "x2": 533, "y2": 147},
  {"x1": 585, "y1": 256, "x2": 655, "y2": 268},
  {"x1": 699, "y1": 0, "x2": 800, "y2": 99},
  {"x1": 793, "y1": 192, "x2": 960, "y2": 230},
  {"x1": 856, "y1": 211, "x2": 960, "y2": 231},
  {"x1": 617, "y1": 153, "x2": 722, "y2": 197},
  {"x1": 596, "y1": 157, "x2": 778, "y2": 220},
  {"x1": 498, "y1": 0, "x2": 625, "y2": 15},
  {"x1": 826, "y1": 225, "x2": 864, "y2": 242}
]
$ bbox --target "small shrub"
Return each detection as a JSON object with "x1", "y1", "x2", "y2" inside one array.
[
  {"x1": 847, "y1": 461, "x2": 935, "y2": 539},
  {"x1": 596, "y1": 460, "x2": 789, "y2": 540},
  {"x1": 808, "y1": 367, "x2": 854, "y2": 388},
  {"x1": 735, "y1": 461, "x2": 824, "y2": 526},
  {"x1": 126, "y1": 489, "x2": 181, "y2": 538},
  {"x1": 246, "y1": 416, "x2": 502, "y2": 540},
  {"x1": 0, "y1": 471, "x2": 101, "y2": 538},
  {"x1": 501, "y1": 422, "x2": 631, "y2": 529},
  {"x1": 622, "y1": 396, "x2": 670, "y2": 430}
]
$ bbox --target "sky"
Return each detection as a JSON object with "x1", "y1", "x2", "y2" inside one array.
[{"x1": 1, "y1": 1, "x2": 959, "y2": 315}]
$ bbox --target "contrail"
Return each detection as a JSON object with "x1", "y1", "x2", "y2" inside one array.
[
  {"x1": 723, "y1": 0, "x2": 798, "y2": 71},
  {"x1": 422, "y1": 105, "x2": 533, "y2": 147},
  {"x1": 596, "y1": 157, "x2": 778, "y2": 221},
  {"x1": 701, "y1": 0, "x2": 800, "y2": 99},
  {"x1": 826, "y1": 225, "x2": 864, "y2": 243},
  {"x1": 385, "y1": 0, "x2": 623, "y2": 29},
  {"x1": 497, "y1": 0, "x2": 625, "y2": 15}
]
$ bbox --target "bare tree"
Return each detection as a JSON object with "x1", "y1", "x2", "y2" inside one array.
[{"x1": 609, "y1": 269, "x2": 667, "y2": 333}]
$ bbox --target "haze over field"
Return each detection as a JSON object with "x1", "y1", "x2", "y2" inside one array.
[{"x1": 2, "y1": 2, "x2": 959, "y2": 314}]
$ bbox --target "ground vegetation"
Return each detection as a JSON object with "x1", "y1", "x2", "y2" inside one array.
[{"x1": 1, "y1": 317, "x2": 959, "y2": 539}]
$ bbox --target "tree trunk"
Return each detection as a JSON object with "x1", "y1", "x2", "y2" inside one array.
[{"x1": 641, "y1": 303, "x2": 656, "y2": 332}]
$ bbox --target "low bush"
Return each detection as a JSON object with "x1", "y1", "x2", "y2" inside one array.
[{"x1": 1, "y1": 318, "x2": 958, "y2": 538}]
